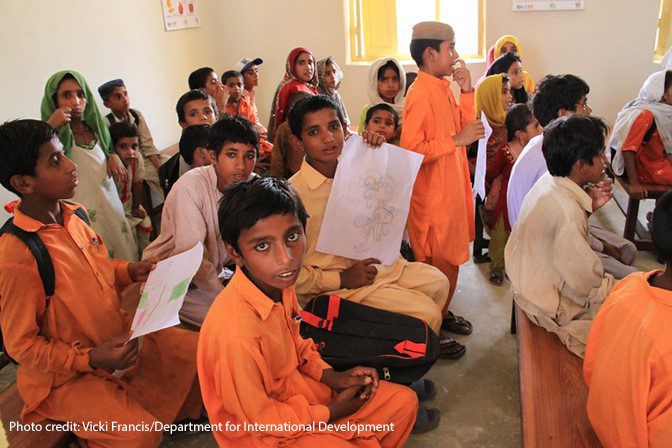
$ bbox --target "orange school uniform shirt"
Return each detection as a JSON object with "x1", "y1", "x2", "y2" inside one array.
[
  {"x1": 400, "y1": 71, "x2": 476, "y2": 266},
  {"x1": 622, "y1": 109, "x2": 672, "y2": 185},
  {"x1": 226, "y1": 96, "x2": 273, "y2": 158},
  {"x1": 0, "y1": 201, "x2": 199, "y2": 424},
  {"x1": 197, "y1": 268, "x2": 417, "y2": 448},
  {"x1": 584, "y1": 271, "x2": 672, "y2": 447}
]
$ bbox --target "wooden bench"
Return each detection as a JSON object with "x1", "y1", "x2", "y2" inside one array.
[
  {"x1": 0, "y1": 383, "x2": 73, "y2": 448},
  {"x1": 515, "y1": 305, "x2": 601, "y2": 447},
  {"x1": 614, "y1": 176, "x2": 669, "y2": 251}
]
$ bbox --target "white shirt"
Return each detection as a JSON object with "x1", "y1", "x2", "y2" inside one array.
[{"x1": 506, "y1": 133, "x2": 547, "y2": 227}]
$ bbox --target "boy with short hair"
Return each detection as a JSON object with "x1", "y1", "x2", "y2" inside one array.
[
  {"x1": 0, "y1": 119, "x2": 201, "y2": 447},
  {"x1": 222, "y1": 70, "x2": 273, "y2": 159},
  {"x1": 198, "y1": 176, "x2": 417, "y2": 447},
  {"x1": 143, "y1": 116, "x2": 258, "y2": 327},
  {"x1": 288, "y1": 95, "x2": 461, "y2": 364},
  {"x1": 401, "y1": 21, "x2": 485, "y2": 348},
  {"x1": 188, "y1": 67, "x2": 227, "y2": 115},
  {"x1": 234, "y1": 57, "x2": 265, "y2": 135},
  {"x1": 159, "y1": 90, "x2": 218, "y2": 196},
  {"x1": 505, "y1": 115, "x2": 616, "y2": 358},
  {"x1": 506, "y1": 74, "x2": 637, "y2": 279},
  {"x1": 364, "y1": 103, "x2": 399, "y2": 143},
  {"x1": 179, "y1": 124, "x2": 214, "y2": 169},
  {"x1": 584, "y1": 189, "x2": 672, "y2": 446},
  {"x1": 109, "y1": 122, "x2": 152, "y2": 255},
  {"x1": 98, "y1": 79, "x2": 165, "y2": 200}
]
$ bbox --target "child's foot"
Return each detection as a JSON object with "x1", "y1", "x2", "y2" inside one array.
[
  {"x1": 441, "y1": 311, "x2": 473, "y2": 335},
  {"x1": 489, "y1": 272, "x2": 505, "y2": 286},
  {"x1": 439, "y1": 334, "x2": 467, "y2": 359},
  {"x1": 409, "y1": 378, "x2": 436, "y2": 401},
  {"x1": 412, "y1": 406, "x2": 441, "y2": 434}
]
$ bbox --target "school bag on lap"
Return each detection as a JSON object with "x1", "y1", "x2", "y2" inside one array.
[
  {"x1": 299, "y1": 294, "x2": 439, "y2": 384},
  {"x1": 0, "y1": 202, "x2": 90, "y2": 365}
]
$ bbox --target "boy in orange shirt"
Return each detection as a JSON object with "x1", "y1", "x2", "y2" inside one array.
[
  {"x1": 0, "y1": 119, "x2": 201, "y2": 447},
  {"x1": 584, "y1": 190, "x2": 672, "y2": 447},
  {"x1": 401, "y1": 21, "x2": 485, "y2": 349},
  {"x1": 197, "y1": 177, "x2": 417, "y2": 447}
]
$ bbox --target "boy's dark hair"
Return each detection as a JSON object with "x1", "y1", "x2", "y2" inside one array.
[
  {"x1": 188, "y1": 67, "x2": 215, "y2": 90},
  {"x1": 109, "y1": 121, "x2": 139, "y2": 147},
  {"x1": 410, "y1": 39, "x2": 442, "y2": 67},
  {"x1": 365, "y1": 103, "x2": 399, "y2": 128},
  {"x1": 218, "y1": 176, "x2": 308, "y2": 254},
  {"x1": 176, "y1": 89, "x2": 212, "y2": 123},
  {"x1": 376, "y1": 60, "x2": 400, "y2": 80},
  {"x1": 0, "y1": 119, "x2": 57, "y2": 196},
  {"x1": 209, "y1": 115, "x2": 259, "y2": 157},
  {"x1": 665, "y1": 71, "x2": 672, "y2": 94},
  {"x1": 542, "y1": 115, "x2": 608, "y2": 177},
  {"x1": 288, "y1": 95, "x2": 345, "y2": 139},
  {"x1": 486, "y1": 52, "x2": 522, "y2": 78},
  {"x1": 505, "y1": 103, "x2": 534, "y2": 142},
  {"x1": 532, "y1": 74, "x2": 590, "y2": 127},
  {"x1": 179, "y1": 124, "x2": 211, "y2": 165},
  {"x1": 651, "y1": 189, "x2": 672, "y2": 265},
  {"x1": 222, "y1": 70, "x2": 242, "y2": 84}
]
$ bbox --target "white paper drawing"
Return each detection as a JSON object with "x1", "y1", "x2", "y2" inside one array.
[
  {"x1": 128, "y1": 242, "x2": 203, "y2": 340},
  {"x1": 473, "y1": 112, "x2": 493, "y2": 200},
  {"x1": 316, "y1": 135, "x2": 423, "y2": 265}
]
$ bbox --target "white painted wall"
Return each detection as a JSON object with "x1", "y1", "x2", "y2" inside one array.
[{"x1": 0, "y1": 0, "x2": 665, "y2": 221}]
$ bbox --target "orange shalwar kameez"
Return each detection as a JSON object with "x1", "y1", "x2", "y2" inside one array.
[
  {"x1": 0, "y1": 202, "x2": 201, "y2": 448},
  {"x1": 225, "y1": 96, "x2": 273, "y2": 159},
  {"x1": 197, "y1": 268, "x2": 418, "y2": 447},
  {"x1": 400, "y1": 71, "x2": 476, "y2": 308},
  {"x1": 584, "y1": 271, "x2": 672, "y2": 447}
]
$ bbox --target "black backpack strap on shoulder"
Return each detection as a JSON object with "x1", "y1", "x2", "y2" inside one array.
[
  {"x1": 0, "y1": 218, "x2": 55, "y2": 297},
  {"x1": 62, "y1": 201, "x2": 91, "y2": 226},
  {"x1": 129, "y1": 109, "x2": 140, "y2": 126},
  {"x1": 105, "y1": 112, "x2": 116, "y2": 124},
  {"x1": 642, "y1": 120, "x2": 657, "y2": 146}
]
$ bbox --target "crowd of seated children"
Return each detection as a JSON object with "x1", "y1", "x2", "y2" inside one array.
[
  {"x1": 269, "y1": 47, "x2": 319, "y2": 178},
  {"x1": 359, "y1": 58, "x2": 406, "y2": 143},
  {"x1": 109, "y1": 122, "x2": 153, "y2": 256},
  {"x1": 188, "y1": 66, "x2": 228, "y2": 115},
  {"x1": 507, "y1": 74, "x2": 638, "y2": 279},
  {"x1": 316, "y1": 56, "x2": 351, "y2": 127},
  {"x1": 143, "y1": 116, "x2": 257, "y2": 328},
  {"x1": 505, "y1": 115, "x2": 616, "y2": 358},
  {"x1": 197, "y1": 176, "x2": 418, "y2": 447},
  {"x1": 484, "y1": 104, "x2": 541, "y2": 286},
  {"x1": 611, "y1": 69, "x2": 672, "y2": 199},
  {"x1": 584, "y1": 190, "x2": 672, "y2": 447},
  {"x1": 401, "y1": 22, "x2": 485, "y2": 355},
  {"x1": 487, "y1": 53, "x2": 529, "y2": 105},
  {"x1": 42, "y1": 70, "x2": 137, "y2": 261},
  {"x1": 159, "y1": 89, "x2": 218, "y2": 196},
  {"x1": 98, "y1": 78, "x2": 165, "y2": 201},
  {"x1": 0, "y1": 119, "x2": 202, "y2": 448}
]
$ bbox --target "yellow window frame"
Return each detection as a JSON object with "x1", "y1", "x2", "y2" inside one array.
[
  {"x1": 654, "y1": 0, "x2": 672, "y2": 62},
  {"x1": 347, "y1": 0, "x2": 485, "y2": 63}
]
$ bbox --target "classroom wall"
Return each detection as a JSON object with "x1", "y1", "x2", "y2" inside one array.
[{"x1": 0, "y1": 0, "x2": 664, "y2": 221}]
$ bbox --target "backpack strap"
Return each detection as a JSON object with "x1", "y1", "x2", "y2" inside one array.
[
  {"x1": 129, "y1": 109, "x2": 140, "y2": 126},
  {"x1": 299, "y1": 310, "x2": 334, "y2": 331},
  {"x1": 105, "y1": 112, "x2": 116, "y2": 124},
  {"x1": 642, "y1": 120, "x2": 657, "y2": 146},
  {"x1": 394, "y1": 340, "x2": 427, "y2": 359},
  {"x1": 0, "y1": 218, "x2": 55, "y2": 297}
]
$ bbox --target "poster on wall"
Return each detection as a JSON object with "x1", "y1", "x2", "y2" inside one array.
[
  {"x1": 162, "y1": 0, "x2": 200, "y2": 31},
  {"x1": 513, "y1": 0, "x2": 585, "y2": 11}
]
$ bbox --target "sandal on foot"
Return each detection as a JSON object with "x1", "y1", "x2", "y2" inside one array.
[
  {"x1": 441, "y1": 311, "x2": 473, "y2": 335},
  {"x1": 439, "y1": 335, "x2": 467, "y2": 359},
  {"x1": 409, "y1": 378, "x2": 436, "y2": 402},
  {"x1": 489, "y1": 272, "x2": 505, "y2": 286},
  {"x1": 412, "y1": 406, "x2": 441, "y2": 434}
]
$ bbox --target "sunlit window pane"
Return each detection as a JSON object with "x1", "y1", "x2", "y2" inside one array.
[
  {"x1": 396, "y1": 0, "x2": 435, "y2": 56},
  {"x1": 439, "y1": 0, "x2": 479, "y2": 56}
]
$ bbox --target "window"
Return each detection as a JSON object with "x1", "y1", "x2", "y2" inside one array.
[
  {"x1": 654, "y1": 0, "x2": 672, "y2": 62},
  {"x1": 348, "y1": 0, "x2": 485, "y2": 63}
]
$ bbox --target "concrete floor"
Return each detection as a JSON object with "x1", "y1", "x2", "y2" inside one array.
[{"x1": 1, "y1": 188, "x2": 663, "y2": 448}]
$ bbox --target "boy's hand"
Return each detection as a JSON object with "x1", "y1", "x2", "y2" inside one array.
[
  {"x1": 46, "y1": 107, "x2": 72, "y2": 129},
  {"x1": 587, "y1": 179, "x2": 613, "y2": 211},
  {"x1": 601, "y1": 240, "x2": 624, "y2": 263},
  {"x1": 107, "y1": 154, "x2": 128, "y2": 184},
  {"x1": 89, "y1": 335, "x2": 139, "y2": 371},
  {"x1": 327, "y1": 385, "x2": 369, "y2": 422},
  {"x1": 340, "y1": 258, "x2": 381, "y2": 289},
  {"x1": 128, "y1": 260, "x2": 157, "y2": 282},
  {"x1": 452, "y1": 59, "x2": 473, "y2": 92},
  {"x1": 454, "y1": 120, "x2": 485, "y2": 147},
  {"x1": 131, "y1": 207, "x2": 147, "y2": 219},
  {"x1": 360, "y1": 130, "x2": 386, "y2": 148},
  {"x1": 321, "y1": 367, "x2": 378, "y2": 394}
]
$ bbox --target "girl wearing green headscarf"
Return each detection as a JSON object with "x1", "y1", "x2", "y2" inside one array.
[{"x1": 42, "y1": 70, "x2": 137, "y2": 261}]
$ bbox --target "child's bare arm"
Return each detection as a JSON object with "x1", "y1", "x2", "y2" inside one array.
[
  {"x1": 622, "y1": 151, "x2": 647, "y2": 199},
  {"x1": 131, "y1": 181, "x2": 145, "y2": 218}
]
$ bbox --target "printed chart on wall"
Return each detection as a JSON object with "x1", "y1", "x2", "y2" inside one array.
[
  {"x1": 513, "y1": 0, "x2": 585, "y2": 11},
  {"x1": 162, "y1": 0, "x2": 200, "y2": 31}
]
